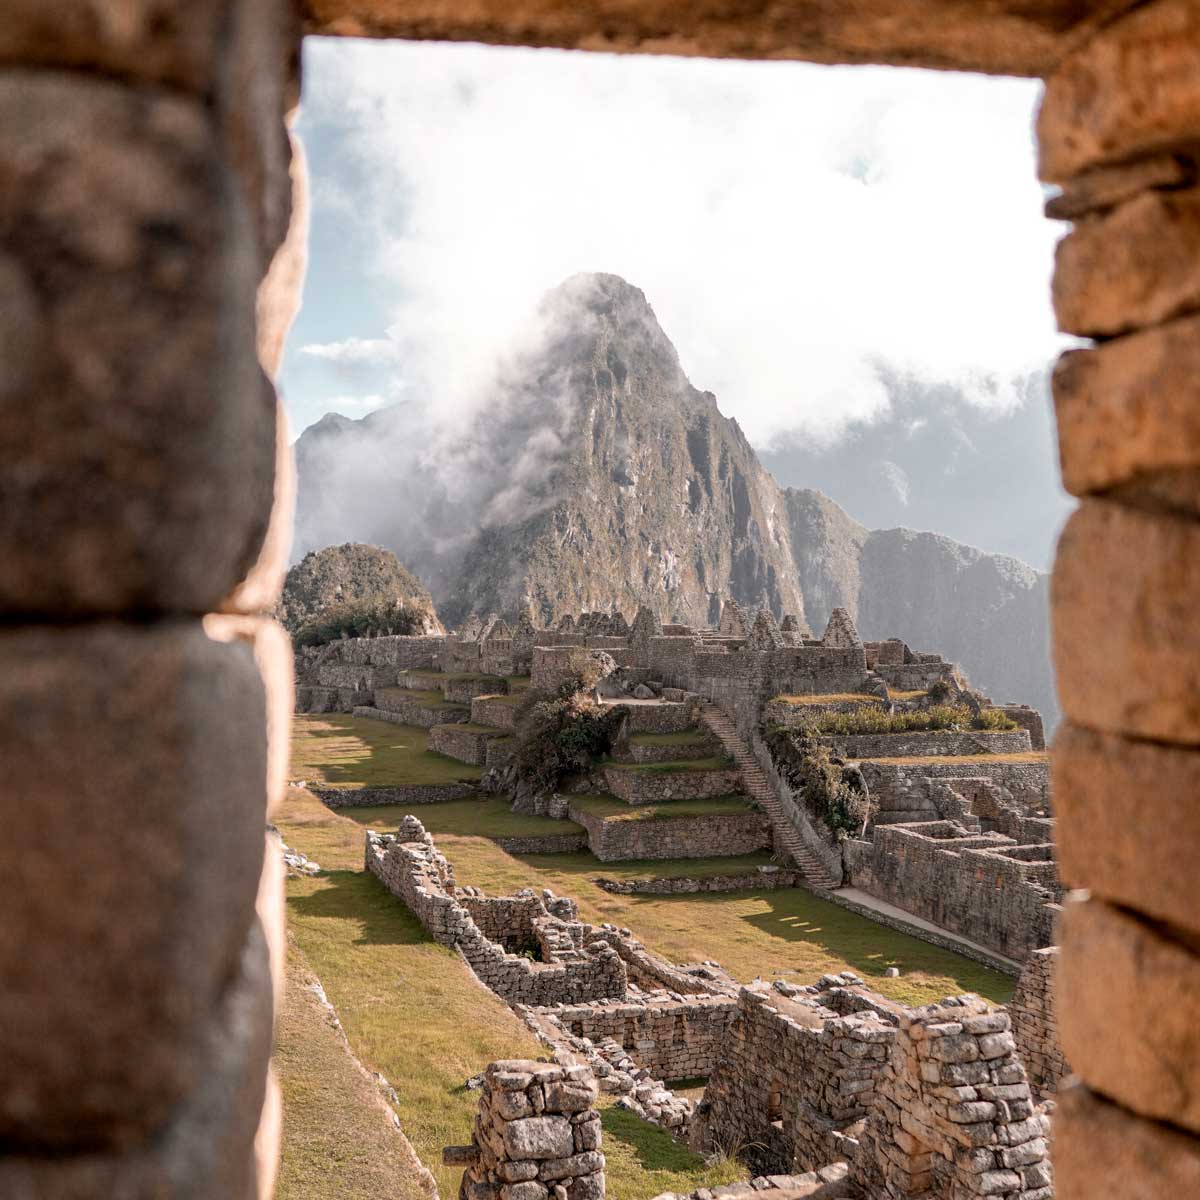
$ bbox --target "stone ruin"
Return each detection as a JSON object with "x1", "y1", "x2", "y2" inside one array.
[
  {"x1": 444, "y1": 1060, "x2": 605, "y2": 1200},
  {"x1": 373, "y1": 818, "x2": 1063, "y2": 1200}
]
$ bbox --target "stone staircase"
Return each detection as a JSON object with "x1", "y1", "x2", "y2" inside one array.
[{"x1": 699, "y1": 702, "x2": 841, "y2": 892}]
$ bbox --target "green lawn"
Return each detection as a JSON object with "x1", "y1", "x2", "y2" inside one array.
[
  {"x1": 277, "y1": 790, "x2": 745, "y2": 1200},
  {"x1": 570, "y1": 793, "x2": 752, "y2": 821},
  {"x1": 628, "y1": 731, "x2": 710, "y2": 746},
  {"x1": 275, "y1": 937, "x2": 432, "y2": 1200},
  {"x1": 604, "y1": 757, "x2": 733, "y2": 774},
  {"x1": 296, "y1": 791, "x2": 1014, "y2": 1008},
  {"x1": 291, "y1": 715, "x2": 483, "y2": 788},
  {"x1": 590, "y1": 853, "x2": 779, "y2": 880},
  {"x1": 377, "y1": 686, "x2": 468, "y2": 710},
  {"x1": 771, "y1": 693, "x2": 886, "y2": 706}
]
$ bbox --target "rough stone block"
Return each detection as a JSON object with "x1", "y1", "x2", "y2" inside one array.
[
  {"x1": 0, "y1": 73, "x2": 275, "y2": 617},
  {"x1": 1052, "y1": 499, "x2": 1200, "y2": 744},
  {"x1": 1045, "y1": 153, "x2": 1194, "y2": 220},
  {"x1": 1054, "y1": 723, "x2": 1200, "y2": 933},
  {"x1": 1059, "y1": 896, "x2": 1200, "y2": 1134},
  {"x1": 1052, "y1": 190, "x2": 1200, "y2": 337},
  {"x1": 0, "y1": 622, "x2": 267, "y2": 1147},
  {"x1": 1053, "y1": 314, "x2": 1200, "y2": 501},
  {"x1": 1039, "y1": 0, "x2": 1200, "y2": 183},
  {"x1": 0, "y1": 921, "x2": 272, "y2": 1197},
  {"x1": 1054, "y1": 1083, "x2": 1200, "y2": 1200},
  {"x1": 503, "y1": 1117, "x2": 575, "y2": 1161}
]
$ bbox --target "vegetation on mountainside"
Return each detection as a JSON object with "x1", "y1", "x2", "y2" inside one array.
[
  {"x1": 280, "y1": 542, "x2": 443, "y2": 641},
  {"x1": 293, "y1": 597, "x2": 438, "y2": 647},
  {"x1": 291, "y1": 715, "x2": 482, "y2": 787}
]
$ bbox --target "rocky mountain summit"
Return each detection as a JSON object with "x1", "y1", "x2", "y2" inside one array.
[{"x1": 293, "y1": 273, "x2": 1056, "y2": 724}]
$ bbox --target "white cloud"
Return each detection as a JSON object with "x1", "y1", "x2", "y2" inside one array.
[
  {"x1": 300, "y1": 337, "x2": 400, "y2": 365},
  {"x1": 328, "y1": 393, "x2": 388, "y2": 411},
  {"x1": 297, "y1": 39, "x2": 1066, "y2": 444}
]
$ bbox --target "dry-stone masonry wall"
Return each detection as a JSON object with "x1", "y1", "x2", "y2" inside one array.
[
  {"x1": 693, "y1": 976, "x2": 900, "y2": 1176},
  {"x1": 366, "y1": 818, "x2": 626, "y2": 1006},
  {"x1": 855, "y1": 994, "x2": 1052, "y2": 1199},
  {"x1": 844, "y1": 822, "x2": 1060, "y2": 961},
  {"x1": 444, "y1": 1060, "x2": 604, "y2": 1200},
  {"x1": 1009, "y1": 948, "x2": 1067, "y2": 1100},
  {"x1": 569, "y1": 803, "x2": 770, "y2": 861}
]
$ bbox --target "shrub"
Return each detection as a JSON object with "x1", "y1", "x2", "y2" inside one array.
[
  {"x1": 765, "y1": 727, "x2": 869, "y2": 839},
  {"x1": 971, "y1": 708, "x2": 1019, "y2": 731},
  {"x1": 552, "y1": 647, "x2": 617, "y2": 699},
  {"x1": 293, "y1": 598, "x2": 433, "y2": 647},
  {"x1": 509, "y1": 689, "x2": 626, "y2": 797},
  {"x1": 783, "y1": 703, "x2": 1016, "y2": 736}
]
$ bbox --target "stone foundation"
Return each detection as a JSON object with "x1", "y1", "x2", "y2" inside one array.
[
  {"x1": 602, "y1": 765, "x2": 742, "y2": 805},
  {"x1": 569, "y1": 803, "x2": 770, "y2": 862}
]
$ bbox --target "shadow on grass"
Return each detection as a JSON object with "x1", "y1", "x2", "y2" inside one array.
[
  {"x1": 735, "y1": 890, "x2": 1011, "y2": 1001},
  {"x1": 288, "y1": 869, "x2": 433, "y2": 948},
  {"x1": 601, "y1": 1105, "x2": 712, "y2": 1173}
]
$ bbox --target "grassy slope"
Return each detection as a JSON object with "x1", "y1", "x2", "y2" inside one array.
[
  {"x1": 569, "y1": 794, "x2": 751, "y2": 821},
  {"x1": 276, "y1": 937, "x2": 432, "y2": 1200},
  {"x1": 277, "y1": 789, "x2": 743, "y2": 1200},
  {"x1": 292, "y1": 715, "x2": 483, "y2": 787},
  {"x1": 318, "y1": 794, "x2": 1012, "y2": 1008}
]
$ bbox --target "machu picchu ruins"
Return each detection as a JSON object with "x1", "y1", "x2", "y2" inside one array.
[{"x1": 290, "y1": 590, "x2": 1063, "y2": 1198}]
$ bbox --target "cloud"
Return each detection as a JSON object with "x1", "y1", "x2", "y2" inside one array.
[
  {"x1": 328, "y1": 393, "x2": 388, "y2": 411},
  {"x1": 293, "y1": 39, "x2": 1067, "y2": 446},
  {"x1": 300, "y1": 337, "x2": 400, "y2": 365}
]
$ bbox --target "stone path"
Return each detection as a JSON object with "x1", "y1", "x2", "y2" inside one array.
[{"x1": 698, "y1": 702, "x2": 841, "y2": 891}]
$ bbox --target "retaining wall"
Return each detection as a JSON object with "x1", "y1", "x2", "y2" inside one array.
[{"x1": 569, "y1": 803, "x2": 770, "y2": 862}]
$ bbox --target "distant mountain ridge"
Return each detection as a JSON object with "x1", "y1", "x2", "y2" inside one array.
[{"x1": 293, "y1": 272, "x2": 1058, "y2": 725}]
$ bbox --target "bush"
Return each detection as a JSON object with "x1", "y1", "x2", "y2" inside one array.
[
  {"x1": 552, "y1": 647, "x2": 617, "y2": 699},
  {"x1": 784, "y1": 703, "x2": 1016, "y2": 736},
  {"x1": 293, "y1": 598, "x2": 433, "y2": 647},
  {"x1": 765, "y1": 727, "x2": 869, "y2": 839},
  {"x1": 509, "y1": 689, "x2": 626, "y2": 797}
]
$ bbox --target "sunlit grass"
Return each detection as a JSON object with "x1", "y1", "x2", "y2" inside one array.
[
  {"x1": 569, "y1": 793, "x2": 751, "y2": 821},
  {"x1": 291, "y1": 714, "x2": 483, "y2": 788}
]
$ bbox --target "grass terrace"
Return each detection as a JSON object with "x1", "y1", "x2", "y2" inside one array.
[
  {"x1": 628, "y1": 731, "x2": 712, "y2": 746},
  {"x1": 276, "y1": 789, "x2": 745, "y2": 1200},
  {"x1": 287, "y1": 789, "x2": 1014, "y2": 1008},
  {"x1": 291, "y1": 714, "x2": 483, "y2": 788},
  {"x1": 570, "y1": 793, "x2": 751, "y2": 821},
  {"x1": 859, "y1": 751, "x2": 1051, "y2": 765},
  {"x1": 604, "y1": 757, "x2": 733, "y2": 774},
  {"x1": 379, "y1": 686, "x2": 469, "y2": 709},
  {"x1": 771, "y1": 692, "x2": 886, "y2": 706}
]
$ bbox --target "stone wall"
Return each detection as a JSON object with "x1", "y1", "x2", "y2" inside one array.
[
  {"x1": 844, "y1": 822, "x2": 1060, "y2": 961},
  {"x1": 860, "y1": 759, "x2": 1052, "y2": 822},
  {"x1": 1010, "y1": 948, "x2": 1067, "y2": 1100},
  {"x1": 855, "y1": 995, "x2": 1052, "y2": 1198},
  {"x1": 596, "y1": 866, "x2": 799, "y2": 895},
  {"x1": 311, "y1": 781, "x2": 477, "y2": 807},
  {"x1": 602, "y1": 765, "x2": 742, "y2": 805},
  {"x1": 366, "y1": 819, "x2": 627, "y2": 1006},
  {"x1": 443, "y1": 1060, "x2": 604, "y2": 1200},
  {"x1": 430, "y1": 722, "x2": 507, "y2": 765},
  {"x1": 530, "y1": 995, "x2": 739, "y2": 1080},
  {"x1": 819, "y1": 729, "x2": 1033, "y2": 759},
  {"x1": 570, "y1": 803, "x2": 770, "y2": 861},
  {"x1": 474, "y1": 695, "x2": 521, "y2": 731},
  {"x1": 692, "y1": 978, "x2": 899, "y2": 1176},
  {"x1": 584, "y1": 806, "x2": 763, "y2": 860}
]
